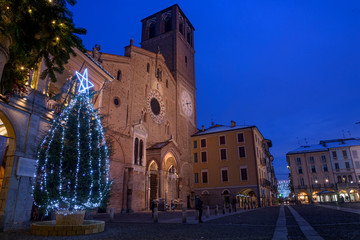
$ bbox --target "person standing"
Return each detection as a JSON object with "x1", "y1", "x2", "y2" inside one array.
[{"x1": 198, "y1": 197, "x2": 203, "y2": 223}]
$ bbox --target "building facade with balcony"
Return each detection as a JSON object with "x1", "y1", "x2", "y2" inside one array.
[
  {"x1": 191, "y1": 121, "x2": 277, "y2": 209},
  {"x1": 287, "y1": 138, "x2": 360, "y2": 204}
]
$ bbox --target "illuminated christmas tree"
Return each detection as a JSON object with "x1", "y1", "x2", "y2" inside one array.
[{"x1": 33, "y1": 68, "x2": 110, "y2": 214}]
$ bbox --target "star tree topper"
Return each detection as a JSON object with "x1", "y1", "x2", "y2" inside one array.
[{"x1": 76, "y1": 68, "x2": 94, "y2": 93}]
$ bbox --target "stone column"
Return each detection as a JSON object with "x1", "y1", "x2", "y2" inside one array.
[
  {"x1": 145, "y1": 171, "x2": 150, "y2": 209},
  {"x1": 158, "y1": 170, "x2": 162, "y2": 198}
]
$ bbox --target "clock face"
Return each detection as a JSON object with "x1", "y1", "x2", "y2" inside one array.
[
  {"x1": 181, "y1": 91, "x2": 193, "y2": 117},
  {"x1": 147, "y1": 89, "x2": 166, "y2": 124}
]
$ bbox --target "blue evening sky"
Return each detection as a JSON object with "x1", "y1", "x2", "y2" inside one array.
[{"x1": 70, "y1": 0, "x2": 360, "y2": 180}]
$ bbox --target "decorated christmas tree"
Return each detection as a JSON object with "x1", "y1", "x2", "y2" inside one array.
[{"x1": 33, "y1": 68, "x2": 110, "y2": 214}]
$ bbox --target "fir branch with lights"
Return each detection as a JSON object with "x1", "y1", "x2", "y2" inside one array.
[{"x1": 0, "y1": 0, "x2": 86, "y2": 97}]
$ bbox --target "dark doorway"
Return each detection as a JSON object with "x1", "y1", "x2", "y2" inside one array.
[{"x1": 150, "y1": 173, "x2": 158, "y2": 204}]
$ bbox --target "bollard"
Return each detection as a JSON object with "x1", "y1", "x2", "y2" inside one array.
[
  {"x1": 154, "y1": 207, "x2": 158, "y2": 223},
  {"x1": 195, "y1": 209, "x2": 199, "y2": 220},
  {"x1": 215, "y1": 205, "x2": 218, "y2": 216},
  {"x1": 206, "y1": 206, "x2": 210, "y2": 218},
  {"x1": 110, "y1": 208, "x2": 114, "y2": 222},
  {"x1": 182, "y1": 207, "x2": 187, "y2": 223}
]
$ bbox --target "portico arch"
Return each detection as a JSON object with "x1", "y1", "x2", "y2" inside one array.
[
  {"x1": 0, "y1": 111, "x2": 16, "y2": 218},
  {"x1": 162, "y1": 151, "x2": 179, "y2": 204},
  {"x1": 237, "y1": 188, "x2": 258, "y2": 209},
  {"x1": 146, "y1": 160, "x2": 159, "y2": 209},
  {"x1": 297, "y1": 191, "x2": 310, "y2": 204}
]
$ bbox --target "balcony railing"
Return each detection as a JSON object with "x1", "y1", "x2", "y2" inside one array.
[
  {"x1": 337, "y1": 182, "x2": 359, "y2": 188},
  {"x1": 297, "y1": 185, "x2": 307, "y2": 189},
  {"x1": 312, "y1": 184, "x2": 321, "y2": 189},
  {"x1": 324, "y1": 183, "x2": 335, "y2": 188}
]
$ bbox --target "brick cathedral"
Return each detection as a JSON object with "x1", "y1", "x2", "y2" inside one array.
[{"x1": 98, "y1": 4, "x2": 197, "y2": 212}]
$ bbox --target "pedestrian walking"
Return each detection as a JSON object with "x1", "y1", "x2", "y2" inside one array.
[{"x1": 195, "y1": 196, "x2": 204, "y2": 223}]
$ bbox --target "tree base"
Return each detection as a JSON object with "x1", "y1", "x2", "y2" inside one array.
[
  {"x1": 56, "y1": 210, "x2": 85, "y2": 226},
  {"x1": 31, "y1": 220, "x2": 105, "y2": 236}
]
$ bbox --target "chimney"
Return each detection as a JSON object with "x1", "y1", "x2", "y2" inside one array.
[
  {"x1": 231, "y1": 120, "x2": 236, "y2": 127},
  {"x1": 211, "y1": 122, "x2": 214, "y2": 126},
  {"x1": 201, "y1": 125, "x2": 204, "y2": 131},
  {"x1": 320, "y1": 141, "x2": 327, "y2": 147}
]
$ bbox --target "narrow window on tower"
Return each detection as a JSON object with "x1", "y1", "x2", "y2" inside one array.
[
  {"x1": 187, "y1": 31, "x2": 191, "y2": 45},
  {"x1": 147, "y1": 63, "x2": 150, "y2": 73},
  {"x1": 134, "y1": 138, "x2": 139, "y2": 165},
  {"x1": 149, "y1": 22, "x2": 156, "y2": 39},
  {"x1": 117, "y1": 70, "x2": 122, "y2": 81},
  {"x1": 185, "y1": 56, "x2": 187, "y2": 65},
  {"x1": 164, "y1": 15, "x2": 172, "y2": 32}
]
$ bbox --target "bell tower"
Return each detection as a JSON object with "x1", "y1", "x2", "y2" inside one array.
[{"x1": 140, "y1": 4, "x2": 195, "y2": 87}]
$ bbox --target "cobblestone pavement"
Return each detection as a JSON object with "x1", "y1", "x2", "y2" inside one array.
[
  {"x1": 291, "y1": 204, "x2": 360, "y2": 240},
  {"x1": 1, "y1": 205, "x2": 360, "y2": 239},
  {"x1": 319, "y1": 202, "x2": 360, "y2": 210}
]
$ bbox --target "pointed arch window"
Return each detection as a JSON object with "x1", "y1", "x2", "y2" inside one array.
[
  {"x1": 149, "y1": 22, "x2": 156, "y2": 39},
  {"x1": 164, "y1": 16, "x2": 172, "y2": 32},
  {"x1": 139, "y1": 140, "x2": 144, "y2": 166}
]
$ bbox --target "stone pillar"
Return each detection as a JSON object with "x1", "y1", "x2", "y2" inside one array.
[
  {"x1": 153, "y1": 207, "x2": 158, "y2": 223},
  {"x1": 206, "y1": 206, "x2": 210, "y2": 218},
  {"x1": 182, "y1": 207, "x2": 186, "y2": 223},
  {"x1": 215, "y1": 205, "x2": 218, "y2": 216},
  {"x1": 158, "y1": 170, "x2": 162, "y2": 198},
  {"x1": 110, "y1": 208, "x2": 114, "y2": 222}
]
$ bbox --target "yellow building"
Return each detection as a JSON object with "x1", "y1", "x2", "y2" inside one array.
[{"x1": 191, "y1": 121, "x2": 277, "y2": 208}]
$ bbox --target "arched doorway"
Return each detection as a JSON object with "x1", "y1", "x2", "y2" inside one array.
[
  {"x1": 339, "y1": 190, "x2": 349, "y2": 202},
  {"x1": 297, "y1": 191, "x2": 309, "y2": 204},
  {"x1": 0, "y1": 111, "x2": 16, "y2": 217},
  {"x1": 312, "y1": 191, "x2": 319, "y2": 203},
  {"x1": 222, "y1": 189, "x2": 231, "y2": 208},
  {"x1": 349, "y1": 189, "x2": 359, "y2": 202},
  {"x1": 148, "y1": 161, "x2": 159, "y2": 207},
  {"x1": 162, "y1": 152, "x2": 178, "y2": 204}
]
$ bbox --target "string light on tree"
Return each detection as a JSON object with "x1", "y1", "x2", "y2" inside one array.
[{"x1": 33, "y1": 68, "x2": 111, "y2": 214}]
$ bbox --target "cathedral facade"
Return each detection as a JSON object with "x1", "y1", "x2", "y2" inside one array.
[{"x1": 99, "y1": 4, "x2": 197, "y2": 212}]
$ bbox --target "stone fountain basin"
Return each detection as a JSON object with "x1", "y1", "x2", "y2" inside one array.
[{"x1": 31, "y1": 220, "x2": 105, "y2": 236}]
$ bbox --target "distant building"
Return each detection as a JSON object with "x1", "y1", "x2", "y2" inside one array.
[
  {"x1": 287, "y1": 138, "x2": 360, "y2": 204},
  {"x1": 277, "y1": 180, "x2": 290, "y2": 198},
  {"x1": 191, "y1": 121, "x2": 277, "y2": 208}
]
